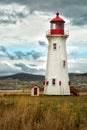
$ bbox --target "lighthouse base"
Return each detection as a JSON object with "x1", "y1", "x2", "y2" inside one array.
[{"x1": 44, "y1": 86, "x2": 70, "y2": 96}]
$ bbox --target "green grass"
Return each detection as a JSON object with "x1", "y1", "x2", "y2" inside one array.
[{"x1": 0, "y1": 95, "x2": 87, "y2": 130}]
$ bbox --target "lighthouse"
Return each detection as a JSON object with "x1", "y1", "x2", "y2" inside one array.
[{"x1": 44, "y1": 12, "x2": 70, "y2": 95}]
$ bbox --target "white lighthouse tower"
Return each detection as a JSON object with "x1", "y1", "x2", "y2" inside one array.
[{"x1": 44, "y1": 12, "x2": 70, "y2": 95}]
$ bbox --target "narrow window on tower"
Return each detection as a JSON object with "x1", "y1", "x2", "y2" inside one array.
[
  {"x1": 63, "y1": 60, "x2": 66, "y2": 67},
  {"x1": 53, "y1": 43, "x2": 56, "y2": 50},
  {"x1": 52, "y1": 79, "x2": 56, "y2": 85}
]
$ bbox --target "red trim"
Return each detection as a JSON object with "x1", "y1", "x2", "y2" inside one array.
[
  {"x1": 68, "y1": 81, "x2": 71, "y2": 85},
  {"x1": 50, "y1": 29, "x2": 64, "y2": 35},
  {"x1": 46, "y1": 81, "x2": 49, "y2": 85},
  {"x1": 30, "y1": 84, "x2": 40, "y2": 89},
  {"x1": 59, "y1": 81, "x2": 61, "y2": 86},
  {"x1": 50, "y1": 13, "x2": 65, "y2": 23}
]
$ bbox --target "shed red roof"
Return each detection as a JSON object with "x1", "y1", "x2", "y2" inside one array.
[
  {"x1": 50, "y1": 12, "x2": 65, "y2": 23},
  {"x1": 30, "y1": 84, "x2": 43, "y2": 90},
  {"x1": 30, "y1": 84, "x2": 39, "y2": 88}
]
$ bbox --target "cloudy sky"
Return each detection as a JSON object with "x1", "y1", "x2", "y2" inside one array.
[{"x1": 0, "y1": 0, "x2": 87, "y2": 76}]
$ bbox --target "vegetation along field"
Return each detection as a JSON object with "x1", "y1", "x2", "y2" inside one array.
[{"x1": 0, "y1": 94, "x2": 87, "y2": 130}]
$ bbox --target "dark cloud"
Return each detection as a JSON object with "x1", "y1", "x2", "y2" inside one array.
[
  {"x1": 0, "y1": 6, "x2": 30, "y2": 24},
  {"x1": 14, "y1": 63, "x2": 44, "y2": 74},
  {"x1": 14, "y1": 50, "x2": 42, "y2": 60},
  {"x1": 38, "y1": 41, "x2": 47, "y2": 47},
  {"x1": 0, "y1": 46, "x2": 15, "y2": 59},
  {"x1": 14, "y1": 51, "x2": 26, "y2": 59},
  {"x1": 15, "y1": 63, "x2": 30, "y2": 71},
  {"x1": 71, "y1": 16, "x2": 87, "y2": 26},
  {"x1": 0, "y1": 46, "x2": 7, "y2": 52},
  {"x1": 0, "y1": 62, "x2": 20, "y2": 76},
  {"x1": 29, "y1": 64, "x2": 37, "y2": 67},
  {"x1": 0, "y1": 18, "x2": 17, "y2": 25},
  {"x1": 0, "y1": 0, "x2": 87, "y2": 25},
  {"x1": 27, "y1": 50, "x2": 41, "y2": 59},
  {"x1": 0, "y1": 61, "x2": 45, "y2": 76},
  {"x1": 0, "y1": 45, "x2": 43, "y2": 60}
]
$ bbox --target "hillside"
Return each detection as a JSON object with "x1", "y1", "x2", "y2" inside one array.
[
  {"x1": 0, "y1": 73, "x2": 87, "y2": 81},
  {"x1": 0, "y1": 73, "x2": 44, "y2": 81}
]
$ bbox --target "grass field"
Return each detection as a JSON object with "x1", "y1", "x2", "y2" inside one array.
[{"x1": 0, "y1": 94, "x2": 87, "y2": 130}]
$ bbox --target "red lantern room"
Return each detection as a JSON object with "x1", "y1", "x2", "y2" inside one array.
[{"x1": 50, "y1": 12, "x2": 65, "y2": 35}]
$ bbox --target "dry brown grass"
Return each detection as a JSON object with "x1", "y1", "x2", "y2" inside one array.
[
  {"x1": 0, "y1": 92, "x2": 31, "y2": 96},
  {"x1": 0, "y1": 95, "x2": 87, "y2": 130}
]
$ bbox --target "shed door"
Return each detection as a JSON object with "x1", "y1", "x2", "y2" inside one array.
[{"x1": 34, "y1": 88, "x2": 37, "y2": 95}]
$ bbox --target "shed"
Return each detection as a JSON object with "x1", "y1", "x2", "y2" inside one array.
[{"x1": 30, "y1": 84, "x2": 40, "y2": 96}]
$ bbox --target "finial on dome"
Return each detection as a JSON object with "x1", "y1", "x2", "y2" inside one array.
[{"x1": 56, "y1": 11, "x2": 59, "y2": 17}]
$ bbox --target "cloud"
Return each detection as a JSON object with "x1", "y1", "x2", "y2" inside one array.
[
  {"x1": 14, "y1": 50, "x2": 43, "y2": 60},
  {"x1": 14, "y1": 63, "x2": 45, "y2": 75},
  {"x1": 67, "y1": 41, "x2": 87, "y2": 58},
  {"x1": 67, "y1": 41, "x2": 87, "y2": 73},
  {"x1": 0, "y1": 45, "x2": 44, "y2": 60},
  {"x1": 27, "y1": 50, "x2": 42, "y2": 59},
  {"x1": 0, "y1": 45, "x2": 15, "y2": 59},
  {"x1": 71, "y1": 14, "x2": 87, "y2": 26},
  {"x1": 14, "y1": 51, "x2": 26, "y2": 59},
  {"x1": 0, "y1": 0, "x2": 86, "y2": 26},
  {"x1": 0, "y1": 61, "x2": 21, "y2": 76},
  {"x1": 0, "y1": 46, "x2": 7, "y2": 52},
  {"x1": 15, "y1": 63, "x2": 30, "y2": 71},
  {"x1": 0, "y1": 4, "x2": 30, "y2": 25},
  {"x1": 38, "y1": 41, "x2": 47, "y2": 47},
  {"x1": 68, "y1": 59, "x2": 87, "y2": 73}
]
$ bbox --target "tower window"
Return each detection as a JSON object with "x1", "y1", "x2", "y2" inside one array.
[
  {"x1": 53, "y1": 43, "x2": 56, "y2": 50},
  {"x1": 68, "y1": 81, "x2": 70, "y2": 85},
  {"x1": 52, "y1": 79, "x2": 56, "y2": 85},
  {"x1": 63, "y1": 60, "x2": 66, "y2": 67}
]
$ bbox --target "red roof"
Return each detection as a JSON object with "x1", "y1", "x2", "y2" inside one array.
[
  {"x1": 50, "y1": 12, "x2": 65, "y2": 23},
  {"x1": 30, "y1": 84, "x2": 39, "y2": 89},
  {"x1": 30, "y1": 84, "x2": 43, "y2": 90}
]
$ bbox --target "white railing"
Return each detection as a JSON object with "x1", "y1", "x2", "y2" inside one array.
[
  {"x1": 46, "y1": 30, "x2": 50, "y2": 35},
  {"x1": 64, "y1": 30, "x2": 69, "y2": 35}
]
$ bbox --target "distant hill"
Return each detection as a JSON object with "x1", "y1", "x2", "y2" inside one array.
[
  {"x1": 69, "y1": 73, "x2": 87, "y2": 77},
  {"x1": 0, "y1": 73, "x2": 45, "y2": 81},
  {"x1": 0, "y1": 73, "x2": 87, "y2": 81}
]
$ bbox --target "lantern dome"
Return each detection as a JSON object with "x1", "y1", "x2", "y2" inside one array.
[{"x1": 50, "y1": 12, "x2": 65, "y2": 23}]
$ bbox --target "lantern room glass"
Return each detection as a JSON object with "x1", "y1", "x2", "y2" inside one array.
[{"x1": 51, "y1": 22, "x2": 64, "y2": 30}]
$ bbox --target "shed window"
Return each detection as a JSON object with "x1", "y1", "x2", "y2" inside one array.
[{"x1": 52, "y1": 79, "x2": 56, "y2": 85}]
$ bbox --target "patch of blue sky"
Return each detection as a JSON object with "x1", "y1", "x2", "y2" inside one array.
[
  {"x1": 6, "y1": 42, "x2": 46, "y2": 55},
  {"x1": 68, "y1": 52, "x2": 87, "y2": 59},
  {"x1": 77, "y1": 52, "x2": 87, "y2": 58}
]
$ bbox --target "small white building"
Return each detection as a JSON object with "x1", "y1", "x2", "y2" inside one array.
[{"x1": 30, "y1": 84, "x2": 39, "y2": 96}]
